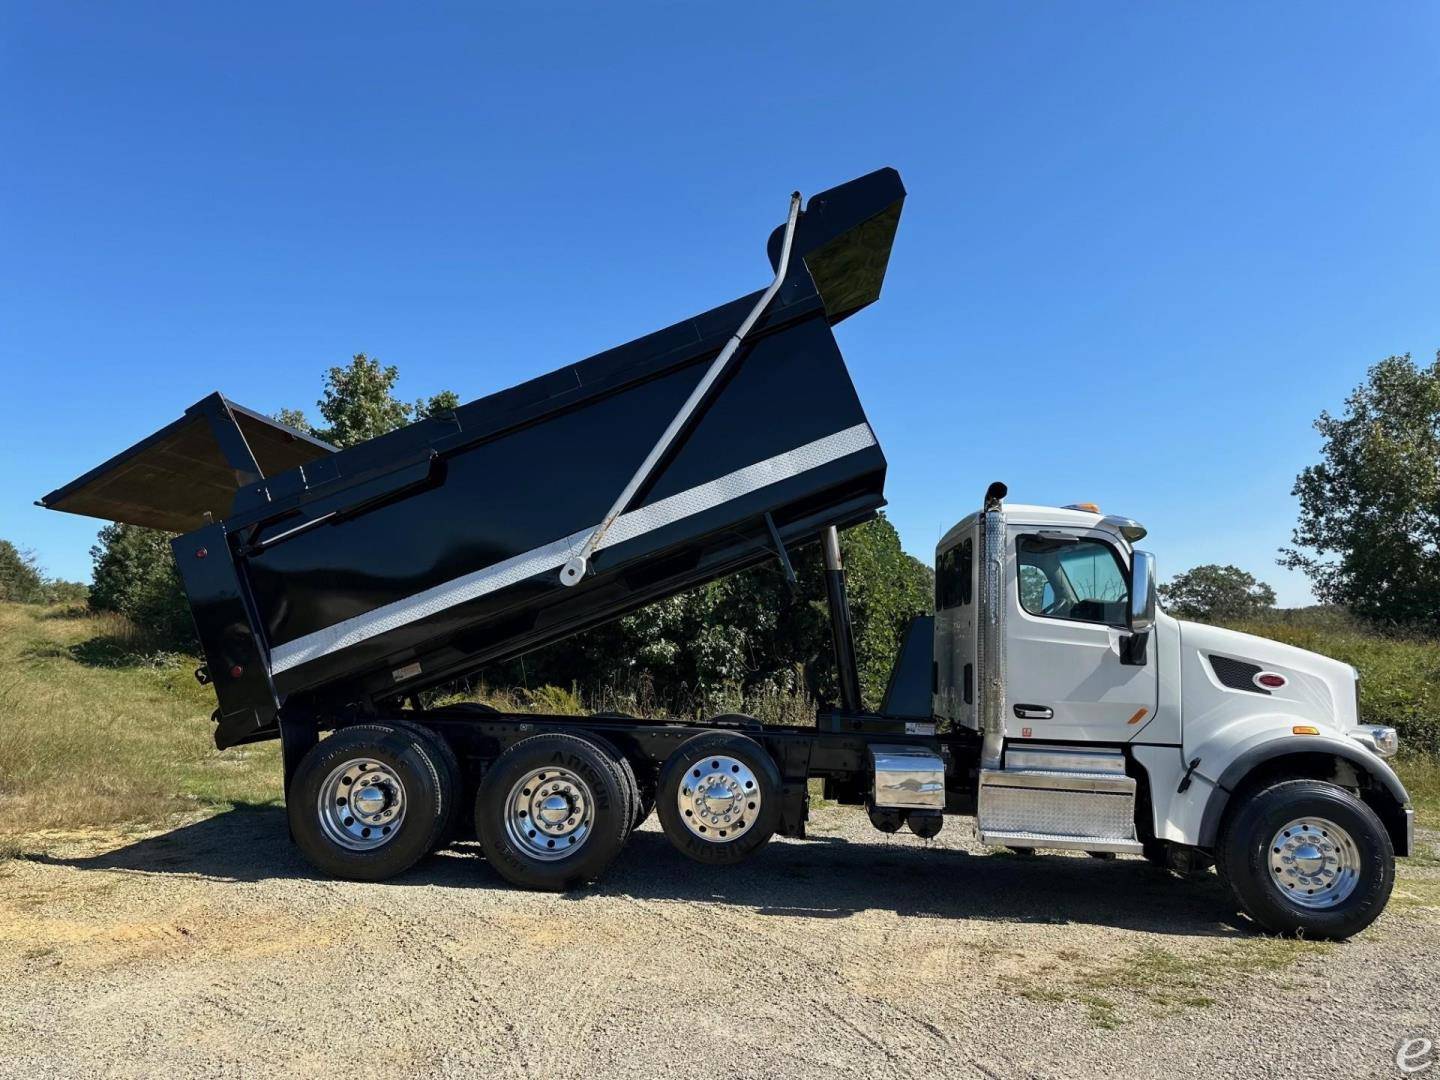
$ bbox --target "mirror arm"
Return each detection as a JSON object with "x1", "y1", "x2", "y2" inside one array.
[{"x1": 1121, "y1": 630, "x2": 1150, "y2": 666}]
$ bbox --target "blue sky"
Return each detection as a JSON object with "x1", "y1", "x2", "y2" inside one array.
[{"x1": 3, "y1": 3, "x2": 1438, "y2": 606}]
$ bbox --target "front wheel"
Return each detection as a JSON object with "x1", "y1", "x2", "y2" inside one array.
[{"x1": 1217, "y1": 779, "x2": 1394, "y2": 940}]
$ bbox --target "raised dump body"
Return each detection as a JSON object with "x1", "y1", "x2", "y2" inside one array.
[{"x1": 40, "y1": 168, "x2": 905, "y2": 749}]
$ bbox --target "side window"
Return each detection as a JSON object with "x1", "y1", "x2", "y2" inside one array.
[
  {"x1": 936, "y1": 537, "x2": 973, "y2": 610},
  {"x1": 1017, "y1": 535, "x2": 1129, "y2": 626}
]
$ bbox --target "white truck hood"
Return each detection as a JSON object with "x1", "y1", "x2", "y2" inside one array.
[{"x1": 1176, "y1": 619, "x2": 1360, "y2": 738}]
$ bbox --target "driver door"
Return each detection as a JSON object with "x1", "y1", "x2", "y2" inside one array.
[{"x1": 1003, "y1": 526, "x2": 1157, "y2": 744}]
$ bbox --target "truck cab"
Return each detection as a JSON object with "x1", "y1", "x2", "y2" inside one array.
[{"x1": 930, "y1": 487, "x2": 1414, "y2": 937}]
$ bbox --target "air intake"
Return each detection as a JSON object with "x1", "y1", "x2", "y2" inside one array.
[{"x1": 1209, "y1": 655, "x2": 1269, "y2": 695}]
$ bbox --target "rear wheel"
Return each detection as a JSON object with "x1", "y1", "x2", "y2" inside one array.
[
  {"x1": 392, "y1": 719, "x2": 463, "y2": 846},
  {"x1": 474, "y1": 733, "x2": 631, "y2": 891},
  {"x1": 288, "y1": 724, "x2": 446, "y2": 881},
  {"x1": 656, "y1": 732, "x2": 780, "y2": 865},
  {"x1": 583, "y1": 733, "x2": 641, "y2": 836},
  {"x1": 1217, "y1": 779, "x2": 1394, "y2": 940}
]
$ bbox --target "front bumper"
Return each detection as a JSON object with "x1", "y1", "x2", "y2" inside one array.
[{"x1": 1402, "y1": 806, "x2": 1415, "y2": 859}]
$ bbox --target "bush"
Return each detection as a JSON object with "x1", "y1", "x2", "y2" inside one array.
[
  {"x1": 88, "y1": 524, "x2": 195, "y2": 651},
  {"x1": 483, "y1": 515, "x2": 933, "y2": 715},
  {"x1": 45, "y1": 579, "x2": 89, "y2": 605},
  {"x1": 0, "y1": 540, "x2": 48, "y2": 603}
]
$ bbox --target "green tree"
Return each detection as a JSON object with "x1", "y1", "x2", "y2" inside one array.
[
  {"x1": 415, "y1": 389, "x2": 461, "y2": 419},
  {"x1": 277, "y1": 354, "x2": 459, "y2": 447},
  {"x1": 0, "y1": 540, "x2": 48, "y2": 603},
  {"x1": 1159, "y1": 564, "x2": 1276, "y2": 622},
  {"x1": 510, "y1": 515, "x2": 934, "y2": 712},
  {"x1": 89, "y1": 523, "x2": 194, "y2": 649},
  {"x1": 1280, "y1": 353, "x2": 1440, "y2": 627}
]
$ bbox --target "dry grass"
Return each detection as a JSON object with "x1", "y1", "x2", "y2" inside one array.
[
  {"x1": 0, "y1": 603, "x2": 280, "y2": 852},
  {"x1": 1019, "y1": 938, "x2": 1333, "y2": 1029}
]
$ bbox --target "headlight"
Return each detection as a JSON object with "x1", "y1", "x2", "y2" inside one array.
[{"x1": 1350, "y1": 725, "x2": 1399, "y2": 758}]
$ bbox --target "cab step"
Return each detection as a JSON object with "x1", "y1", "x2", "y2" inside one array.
[{"x1": 977, "y1": 744, "x2": 1143, "y2": 854}]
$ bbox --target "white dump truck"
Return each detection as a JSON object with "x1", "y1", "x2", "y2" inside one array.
[{"x1": 40, "y1": 167, "x2": 1412, "y2": 939}]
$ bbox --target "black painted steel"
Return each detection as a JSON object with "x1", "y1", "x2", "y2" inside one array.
[
  {"x1": 38, "y1": 393, "x2": 335, "y2": 533},
  {"x1": 881, "y1": 615, "x2": 935, "y2": 720},
  {"x1": 40, "y1": 168, "x2": 906, "y2": 750}
]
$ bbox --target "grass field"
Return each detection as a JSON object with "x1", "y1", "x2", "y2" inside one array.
[
  {"x1": 0, "y1": 603, "x2": 280, "y2": 848},
  {"x1": 0, "y1": 601, "x2": 1435, "y2": 850}
]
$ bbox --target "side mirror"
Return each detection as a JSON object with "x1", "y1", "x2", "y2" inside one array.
[{"x1": 1129, "y1": 550, "x2": 1157, "y2": 633}]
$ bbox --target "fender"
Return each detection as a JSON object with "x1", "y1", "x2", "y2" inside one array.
[{"x1": 1195, "y1": 734, "x2": 1412, "y2": 854}]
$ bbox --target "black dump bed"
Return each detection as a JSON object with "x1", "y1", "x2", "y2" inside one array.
[{"x1": 40, "y1": 168, "x2": 905, "y2": 747}]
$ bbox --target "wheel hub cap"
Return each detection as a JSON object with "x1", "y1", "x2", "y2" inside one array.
[
  {"x1": 317, "y1": 758, "x2": 407, "y2": 852},
  {"x1": 537, "y1": 794, "x2": 572, "y2": 826},
  {"x1": 676, "y1": 755, "x2": 761, "y2": 843},
  {"x1": 1267, "y1": 816, "x2": 1361, "y2": 910},
  {"x1": 505, "y1": 768, "x2": 594, "y2": 861}
]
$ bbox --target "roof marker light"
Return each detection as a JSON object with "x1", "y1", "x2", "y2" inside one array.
[{"x1": 1064, "y1": 502, "x2": 1101, "y2": 514}]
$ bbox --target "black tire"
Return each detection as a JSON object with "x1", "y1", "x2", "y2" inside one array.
[
  {"x1": 474, "y1": 733, "x2": 631, "y2": 891},
  {"x1": 288, "y1": 723, "x2": 446, "y2": 882},
  {"x1": 656, "y1": 732, "x2": 781, "y2": 865},
  {"x1": 1217, "y1": 779, "x2": 1395, "y2": 940},
  {"x1": 583, "y1": 733, "x2": 641, "y2": 835},
  {"x1": 391, "y1": 719, "x2": 462, "y2": 845},
  {"x1": 634, "y1": 777, "x2": 658, "y2": 828}
]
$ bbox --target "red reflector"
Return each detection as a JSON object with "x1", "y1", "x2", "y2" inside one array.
[
  {"x1": 1256, "y1": 672, "x2": 1286, "y2": 689},
  {"x1": 195, "y1": 547, "x2": 207, "y2": 559},
  {"x1": 229, "y1": 665, "x2": 244, "y2": 679}
]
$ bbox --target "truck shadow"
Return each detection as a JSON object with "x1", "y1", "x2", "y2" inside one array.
[{"x1": 38, "y1": 805, "x2": 1249, "y2": 938}]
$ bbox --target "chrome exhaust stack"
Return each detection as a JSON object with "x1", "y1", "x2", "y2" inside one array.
[{"x1": 977, "y1": 482, "x2": 1008, "y2": 771}]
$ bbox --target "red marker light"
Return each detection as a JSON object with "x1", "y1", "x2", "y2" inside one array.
[
  {"x1": 195, "y1": 547, "x2": 208, "y2": 559},
  {"x1": 1256, "y1": 672, "x2": 1286, "y2": 689},
  {"x1": 229, "y1": 665, "x2": 244, "y2": 679}
]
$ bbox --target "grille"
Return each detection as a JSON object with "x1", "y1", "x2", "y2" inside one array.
[{"x1": 1209, "y1": 654, "x2": 1269, "y2": 695}]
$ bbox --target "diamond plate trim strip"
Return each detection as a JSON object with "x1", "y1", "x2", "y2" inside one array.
[
  {"x1": 981, "y1": 784, "x2": 1136, "y2": 841},
  {"x1": 269, "y1": 423, "x2": 877, "y2": 675}
]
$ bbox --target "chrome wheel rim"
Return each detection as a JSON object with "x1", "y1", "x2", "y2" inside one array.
[
  {"x1": 318, "y1": 758, "x2": 406, "y2": 851},
  {"x1": 505, "y1": 767, "x2": 594, "y2": 861},
  {"x1": 1267, "y1": 816, "x2": 1361, "y2": 909},
  {"x1": 676, "y1": 754, "x2": 760, "y2": 843}
]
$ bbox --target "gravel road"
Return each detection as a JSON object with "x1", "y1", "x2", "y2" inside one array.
[{"x1": 1, "y1": 803, "x2": 1435, "y2": 1080}]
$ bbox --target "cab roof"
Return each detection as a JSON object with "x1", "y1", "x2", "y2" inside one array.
[{"x1": 937, "y1": 503, "x2": 1112, "y2": 554}]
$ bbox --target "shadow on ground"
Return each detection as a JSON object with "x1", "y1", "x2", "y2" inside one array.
[{"x1": 37, "y1": 804, "x2": 1250, "y2": 937}]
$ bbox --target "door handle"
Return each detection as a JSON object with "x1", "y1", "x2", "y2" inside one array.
[{"x1": 1013, "y1": 704, "x2": 1053, "y2": 720}]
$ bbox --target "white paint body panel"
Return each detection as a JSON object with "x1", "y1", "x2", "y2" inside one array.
[{"x1": 1003, "y1": 522, "x2": 1157, "y2": 744}]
